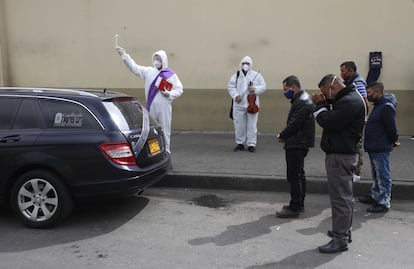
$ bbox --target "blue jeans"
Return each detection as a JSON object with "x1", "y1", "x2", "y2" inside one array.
[{"x1": 368, "y1": 152, "x2": 392, "y2": 208}]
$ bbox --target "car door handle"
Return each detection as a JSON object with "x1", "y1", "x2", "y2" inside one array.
[{"x1": 0, "y1": 135, "x2": 21, "y2": 143}]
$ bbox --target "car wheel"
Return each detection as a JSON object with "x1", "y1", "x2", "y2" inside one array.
[{"x1": 10, "y1": 169, "x2": 74, "y2": 228}]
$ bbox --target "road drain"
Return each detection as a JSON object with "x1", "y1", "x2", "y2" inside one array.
[{"x1": 190, "y1": 195, "x2": 228, "y2": 208}]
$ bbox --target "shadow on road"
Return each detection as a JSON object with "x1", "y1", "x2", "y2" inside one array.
[
  {"x1": 244, "y1": 248, "x2": 343, "y2": 269},
  {"x1": 0, "y1": 196, "x2": 149, "y2": 253},
  {"x1": 188, "y1": 197, "x2": 387, "y2": 269}
]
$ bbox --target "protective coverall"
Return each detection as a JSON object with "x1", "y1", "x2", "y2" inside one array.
[
  {"x1": 227, "y1": 56, "x2": 266, "y2": 148},
  {"x1": 120, "y1": 49, "x2": 183, "y2": 153}
]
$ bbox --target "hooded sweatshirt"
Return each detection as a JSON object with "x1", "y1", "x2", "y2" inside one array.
[
  {"x1": 364, "y1": 93, "x2": 399, "y2": 153},
  {"x1": 227, "y1": 56, "x2": 266, "y2": 109}
]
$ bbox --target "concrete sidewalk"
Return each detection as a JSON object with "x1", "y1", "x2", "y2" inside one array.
[{"x1": 157, "y1": 131, "x2": 414, "y2": 200}]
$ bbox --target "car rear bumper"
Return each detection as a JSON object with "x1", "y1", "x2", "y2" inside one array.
[{"x1": 72, "y1": 156, "x2": 171, "y2": 199}]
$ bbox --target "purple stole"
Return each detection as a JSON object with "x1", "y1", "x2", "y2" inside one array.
[{"x1": 146, "y1": 68, "x2": 175, "y2": 111}]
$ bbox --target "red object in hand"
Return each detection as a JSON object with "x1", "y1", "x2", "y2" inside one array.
[
  {"x1": 247, "y1": 94, "x2": 259, "y2": 114},
  {"x1": 156, "y1": 78, "x2": 173, "y2": 91}
]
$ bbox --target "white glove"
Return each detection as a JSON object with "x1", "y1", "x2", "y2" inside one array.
[
  {"x1": 116, "y1": 46, "x2": 126, "y2": 56},
  {"x1": 161, "y1": 91, "x2": 170, "y2": 98}
]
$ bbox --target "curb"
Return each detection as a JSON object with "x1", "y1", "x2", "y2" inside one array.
[{"x1": 156, "y1": 172, "x2": 414, "y2": 200}]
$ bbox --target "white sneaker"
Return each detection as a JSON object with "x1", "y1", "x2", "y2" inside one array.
[{"x1": 353, "y1": 174, "x2": 361, "y2": 182}]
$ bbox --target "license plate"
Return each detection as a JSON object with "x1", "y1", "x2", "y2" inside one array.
[{"x1": 148, "y1": 138, "x2": 161, "y2": 155}]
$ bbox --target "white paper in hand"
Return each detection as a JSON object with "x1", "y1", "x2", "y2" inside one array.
[{"x1": 114, "y1": 34, "x2": 120, "y2": 48}]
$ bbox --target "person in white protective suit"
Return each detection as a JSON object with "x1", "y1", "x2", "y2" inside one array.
[
  {"x1": 116, "y1": 46, "x2": 183, "y2": 154},
  {"x1": 227, "y1": 56, "x2": 266, "y2": 152}
]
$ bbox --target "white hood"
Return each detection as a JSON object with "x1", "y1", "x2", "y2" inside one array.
[
  {"x1": 152, "y1": 50, "x2": 169, "y2": 69},
  {"x1": 239, "y1": 56, "x2": 253, "y2": 70}
]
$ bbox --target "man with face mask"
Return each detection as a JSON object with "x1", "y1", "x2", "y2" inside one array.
[
  {"x1": 312, "y1": 74, "x2": 365, "y2": 253},
  {"x1": 275, "y1": 75, "x2": 315, "y2": 218},
  {"x1": 340, "y1": 61, "x2": 368, "y2": 182},
  {"x1": 340, "y1": 61, "x2": 368, "y2": 108},
  {"x1": 359, "y1": 81, "x2": 400, "y2": 213},
  {"x1": 227, "y1": 56, "x2": 266, "y2": 152},
  {"x1": 116, "y1": 46, "x2": 183, "y2": 154}
]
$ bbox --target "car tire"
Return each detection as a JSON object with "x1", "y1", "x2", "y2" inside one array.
[{"x1": 10, "y1": 169, "x2": 74, "y2": 228}]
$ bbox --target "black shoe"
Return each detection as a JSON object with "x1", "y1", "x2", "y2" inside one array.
[
  {"x1": 319, "y1": 239, "x2": 348, "y2": 254},
  {"x1": 327, "y1": 230, "x2": 352, "y2": 243},
  {"x1": 276, "y1": 206, "x2": 300, "y2": 218},
  {"x1": 282, "y1": 204, "x2": 304, "y2": 213},
  {"x1": 234, "y1": 144, "x2": 245, "y2": 151},
  {"x1": 358, "y1": 195, "x2": 376, "y2": 205},
  {"x1": 367, "y1": 204, "x2": 389, "y2": 213},
  {"x1": 247, "y1": 146, "x2": 256, "y2": 152}
]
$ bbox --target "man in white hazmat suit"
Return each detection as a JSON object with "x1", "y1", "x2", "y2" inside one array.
[
  {"x1": 116, "y1": 46, "x2": 183, "y2": 154},
  {"x1": 228, "y1": 56, "x2": 266, "y2": 152}
]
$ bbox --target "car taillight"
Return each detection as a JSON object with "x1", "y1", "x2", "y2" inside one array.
[{"x1": 99, "y1": 142, "x2": 137, "y2": 166}]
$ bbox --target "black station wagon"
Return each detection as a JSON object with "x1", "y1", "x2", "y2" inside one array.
[{"x1": 0, "y1": 87, "x2": 170, "y2": 228}]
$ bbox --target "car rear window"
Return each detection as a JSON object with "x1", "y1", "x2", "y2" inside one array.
[{"x1": 103, "y1": 98, "x2": 157, "y2": 131}]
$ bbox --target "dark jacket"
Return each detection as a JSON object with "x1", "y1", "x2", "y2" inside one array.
[
  {"x1": 314, "y1": 86, "x2": 365, "y2": 154},
  {"x1": 280, "y1": 90, "x2": 315, "y2": 150},
  {"x1": 364, "y1": 93, "x2": 399, "y2": 153}
]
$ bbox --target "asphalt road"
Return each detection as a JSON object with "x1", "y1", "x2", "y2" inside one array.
[{"x1": 1, "y1": 187, "x2": 414, "y2": 269}]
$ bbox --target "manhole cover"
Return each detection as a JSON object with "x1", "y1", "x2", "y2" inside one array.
[{"x1": 190, "y1": 195, "x2": 228, "y2": 208}]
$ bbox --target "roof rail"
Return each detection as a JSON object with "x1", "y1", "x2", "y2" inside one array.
[{"x1": 0, "y1": 87, "x2": 121, "y2": 97}]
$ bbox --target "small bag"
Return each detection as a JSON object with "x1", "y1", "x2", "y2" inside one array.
[
  {"x1": 369, "y1": 51, "x2": 382, "y2": 69},
  {"x1": 367, "y1": 51, "x2": 382, "y2": 84},
  {"x1": 229, "y1": 71, "x2": 240, "y2": 120},
  {"x1": 229, "y1": 99, "x2": 234, "y2": 119}
]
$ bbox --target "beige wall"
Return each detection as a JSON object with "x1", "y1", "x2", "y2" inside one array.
[
  {"x1": 0, "y1": 0, "x2": 7, "y2": 86},
  {"x1": 1, "y1": 0, "x2": 414, "y2": 134}
]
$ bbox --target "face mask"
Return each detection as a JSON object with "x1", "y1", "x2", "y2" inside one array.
[
  {"x1": 153, "y1": 60, "x2": 162, "y2": 69},
  {"x1": 341, "y1": 73, "x2": 349, "y2": 80},
  {"x1": 283, "y1": 88, "x2": 295, "y2": 99},
  {"x1": 242, "y1": 64, "x2": 250, "y2": 72},
  {"x1": 367, "y1": 94, "x2": 377, "y2": 103}
]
